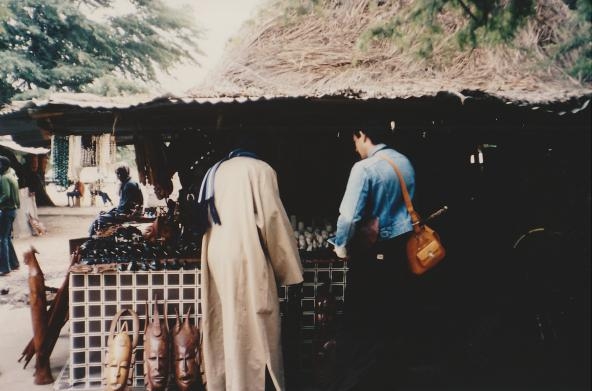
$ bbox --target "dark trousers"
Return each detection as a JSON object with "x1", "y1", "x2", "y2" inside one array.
[
  {"x1": 0, "y1": 209, "x2": 19, "y2": 272},
  {"x1": 329, "y1": 234, "x2": 413, "y2": 391},
  {"x1": 88, "y1": 209, "x2": 127, "y2": 236},
  {"x1": 67, "y1": 190, "x2": 81, "y2": 205}
]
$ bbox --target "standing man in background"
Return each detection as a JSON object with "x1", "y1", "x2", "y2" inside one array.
[{"x1": 0, "y1": 155, "x2": 21, "y2": 275}]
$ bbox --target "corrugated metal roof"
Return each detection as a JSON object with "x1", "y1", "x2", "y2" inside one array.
[{"x1": 1, "y1": 90, "x2": 589, "y2": 118}]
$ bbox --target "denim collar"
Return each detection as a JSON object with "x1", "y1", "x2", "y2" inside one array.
[{"x1": 368, "y1": 143, "x2": 388, "y2": 158}]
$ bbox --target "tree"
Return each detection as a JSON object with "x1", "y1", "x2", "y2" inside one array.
[
  {"x1": 360, "y1": 0, "x2": 591, "y2": 81},
  {"x1": 0, "y1": 0, "x2": 202, "y2": 104}
]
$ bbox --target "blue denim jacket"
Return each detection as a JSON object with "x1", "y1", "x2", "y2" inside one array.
[{"x1": 334, "y1": 144, "x2": 415, "y2": 251}]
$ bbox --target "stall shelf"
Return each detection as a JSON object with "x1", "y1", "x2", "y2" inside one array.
[{"x1": 59, "y1": 258, "x2": 347, "y2": 390}]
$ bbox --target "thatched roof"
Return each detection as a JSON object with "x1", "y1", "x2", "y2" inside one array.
[{"x1": 197, "y1": 0, "x2": 592, "y2": 104}]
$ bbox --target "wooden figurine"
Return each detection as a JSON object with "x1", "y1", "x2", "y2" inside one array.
[{"x1": 23, "y1": 247, "x2": 54, "y2": 385}]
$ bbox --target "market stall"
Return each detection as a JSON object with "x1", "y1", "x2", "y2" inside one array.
[
  {"x1": 1, "y1": 90, "x2": 589, "y2": 390},
  {"x1": 60, "y1": 208, "x2": 346, "y2": 389}
]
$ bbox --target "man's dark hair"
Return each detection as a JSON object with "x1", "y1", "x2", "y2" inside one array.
[
  {"x1": 226, "y1": 128, "x2": 265, "y2": 157},
  {"x1": 352, "y1": 121, "x2": 391, "y2": 145},
  {"x1": 0, "y1": 155, "x2": 10, "y2": 174},
  {"x1": 115, "y1": 164, "x2": 130, "y2": 181}
]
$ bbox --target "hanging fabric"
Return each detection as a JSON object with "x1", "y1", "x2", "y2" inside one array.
[
  {"x1": 96, "y1": 134, "x2": 114, "y2": 175},
  {"x1": 51, "y1": 135, "x2": 69, "y2": 188},
  {"x1": 81, "y1": 135, "x2": 97, "y2": 167},
  {"x1": 68, "y1": 135, "x2": 82, "y2": 180}
]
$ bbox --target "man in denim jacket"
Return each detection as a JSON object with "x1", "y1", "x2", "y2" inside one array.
[{"x1": 329, "y1": 123, "x2": 416, "y2": 390}]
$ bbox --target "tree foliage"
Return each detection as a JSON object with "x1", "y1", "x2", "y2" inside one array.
[
  {"x1": 359, "y1": 0, "x2": 591, "y2": 81},
  {"x1": 0, "y1": 0, "x2": 201, "y2": 104}
]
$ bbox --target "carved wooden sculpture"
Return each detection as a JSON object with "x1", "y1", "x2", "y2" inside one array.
[
  {"x1": 19, "y1": 249, "x2": 80, "y2": 369},
  {"x1": 143, "y1": 298, "x2": 170, "y2": 391},
  {"x1": 312, "y1": 282, "x2": 337, "y2": 387},
  {"x1": 104, "y1": 308, "x2": 140, "y2": 391},
  {"x1": 23, "y1": 246, "x2": 54, "y2": 385},
  {"x1": 172, "y1": 306, "x2": 204, "y2": 391}
]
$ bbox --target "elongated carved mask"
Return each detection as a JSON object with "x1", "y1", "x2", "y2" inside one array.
[
  {"x1": 143, "y1": 299, "x2": 170, "y2": 391},
  {"x1": 104, "y1": 309, "x2": 139, "y2": 391},
  {"x1": 172, "y1": 307, "x2": 201, "y2": 391}
]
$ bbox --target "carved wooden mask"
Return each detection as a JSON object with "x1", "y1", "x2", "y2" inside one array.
[
  {"x1": 143, "y1": 299, "x2": 170, "y2": 391},
  {"x1": 172, "y1": 307, "x2": 200, "y2": 391}
]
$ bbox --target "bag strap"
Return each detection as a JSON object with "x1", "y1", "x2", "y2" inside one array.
[{"x1": 377, "y1": 155, "x2": 421, "y2": 231}]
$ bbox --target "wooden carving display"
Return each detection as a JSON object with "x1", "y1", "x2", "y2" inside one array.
[
  {"x1": 104, "y1": 309, "x2": 140, "y2": 391},
  {"x1": 312, "y1": 282, "x2": 337, "y2": 387},
  {"x1": 172, "y1": 307, "x2": 204, "y2": 391},
  {"x1": 23, "y1": 247, "x2": 54, "y2": 385},
  {"x1": 143, "y1": 298, "x2": 170, "y2": 391}
]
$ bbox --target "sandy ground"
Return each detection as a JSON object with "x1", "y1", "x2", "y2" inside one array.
[{"x1": 0, "y1": 206, "x2": 101, "y2": 391}]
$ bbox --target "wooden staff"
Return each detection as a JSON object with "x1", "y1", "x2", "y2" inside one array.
[{"x1": 23, "y1": 246, "x2": 54, "y2": 385}]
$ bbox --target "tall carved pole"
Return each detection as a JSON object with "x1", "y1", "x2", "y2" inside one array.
[{"x1": 23, "y1": 247, "x2": 54, "y2": 385}]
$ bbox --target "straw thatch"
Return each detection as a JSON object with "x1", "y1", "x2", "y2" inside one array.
[{"x1": 197, "y1": 0, "x2": 592, "y2": 104}]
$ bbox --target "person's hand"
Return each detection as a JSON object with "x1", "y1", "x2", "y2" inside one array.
[{"x1": 333, "y1": 246, "x2": 348, "y2": 259}]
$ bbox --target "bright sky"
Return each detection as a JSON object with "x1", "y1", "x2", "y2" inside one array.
[{"x1": 156, "y1": 0, "x2": 264, "y2": 95}]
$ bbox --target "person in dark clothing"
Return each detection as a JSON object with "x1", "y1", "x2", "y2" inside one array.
[
  {"x1": 88, "y1": 164, "x2": 144, "y2": 236},
  {"x1": 0, "y1": 155, "x2": 20, "y2": 274}
]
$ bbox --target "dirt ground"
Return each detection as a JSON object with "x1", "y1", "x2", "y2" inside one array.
[{"x1": 0, "y1": 206, "x2": 102, "y2": 391}]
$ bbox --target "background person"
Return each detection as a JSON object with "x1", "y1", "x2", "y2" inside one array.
[
  {"x1": 66, "y1": 179, "x2": 85, "y2": 207},
  {"x1": 0, "y1": 155, "x2": 21, "y2": 275},
  {"x1": 328, "y1": 123, "x2": 416, "y2": 390},
  {"x1": 93, "y1": 189, "x2": 113, "y2": 206},
  {"x1": 198, "y1": 131, "x2": 303, "y2": 391},
  {"x1": 89, "y1": 180, "x2": 113, "y2": 206}
]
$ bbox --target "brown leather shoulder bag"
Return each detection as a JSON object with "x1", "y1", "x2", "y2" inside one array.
[{"x1": 378, "y1": 156, "x2": 446, "y2": 275}]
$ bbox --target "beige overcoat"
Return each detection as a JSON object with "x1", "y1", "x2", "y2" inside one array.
[{"x1": 201, "y1": 157, "x2": 304, "y2": 391}]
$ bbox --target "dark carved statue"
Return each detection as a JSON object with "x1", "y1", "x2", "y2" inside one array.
[
  {"x1": 172, "y1": 306, "x2": 204, "y2": 391},
  {"x1": 143, "y1": 298, "x2": 170, "y2": 391},
  {"x1": 104, "y1": 308, "x2": 140, "y2": 391},
  {"x1": 24, "y1": 247, "x2": 54, "y2": 385},
  {"x1": 312, "y1": 282, "x2": 337, "y2": 387}
]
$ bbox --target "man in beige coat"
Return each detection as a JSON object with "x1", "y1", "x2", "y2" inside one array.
[{"x1": 199, "y1": 144, "x2": 303, "y2": 391}]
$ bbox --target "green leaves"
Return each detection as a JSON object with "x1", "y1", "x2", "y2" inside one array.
[
  {"x1": 0, "y1": 0, "x2": 201, "y2": 104},
  {"x1": 355, "y1": 0, "x2": 590, "y2": 80}
]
